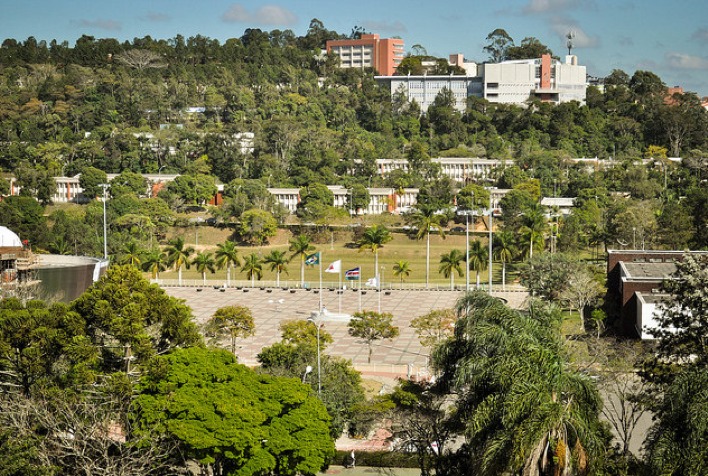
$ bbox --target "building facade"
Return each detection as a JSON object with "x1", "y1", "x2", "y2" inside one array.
[
  {"x1": 326, "y1": 34, "x2": 404, "y2": 76},
  {"x1": 377, "y1": 54, "x2": 587, "y2": 111}
]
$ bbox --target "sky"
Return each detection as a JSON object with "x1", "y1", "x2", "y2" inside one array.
[{"x1": 3, "y1": 0, "x2": 708, "y2": 97}]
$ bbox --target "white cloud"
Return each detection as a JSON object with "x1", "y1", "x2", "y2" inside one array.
[
  {"x1": 360, "y1": 20, "x2": 407, "y2": 34},
  {"x1": 523, "y1": 0, "x2": 594, "y2": 14},
  {"x1": 221, "y1": 4, "x2": 296, "y2": 26},
  {"x1": 691, "y1": 27, "x2": 708, "y2": 44},
  {"x1": 666, "y1": 52, "x2": 708, "y2": 70},
  {"x1": 549, "y1": 17, "x2": 599, "y2": 49},
  {"x1": 144, "y1": 12, "x2": 171, "y2": 22},
  {"x1": 77, "y1": 19, "x2": 122, "y2": 31}
]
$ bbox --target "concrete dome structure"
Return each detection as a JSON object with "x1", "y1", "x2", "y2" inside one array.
[{"x1": 0, "y1": 226, "x2": 22, "y2": 248}]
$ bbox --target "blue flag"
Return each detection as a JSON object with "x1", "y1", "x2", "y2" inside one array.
[{"x1": 344, "y1": 267, "x2": 361, "y2": 280}]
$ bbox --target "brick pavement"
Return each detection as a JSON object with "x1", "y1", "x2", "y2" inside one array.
[{"x1": 164, "y1": 286, "x2": 528, "y2": 374}]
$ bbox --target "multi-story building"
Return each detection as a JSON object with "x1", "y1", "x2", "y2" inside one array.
[
  {"x1": 376, "y1": 54, "x2": 587, "y2": 111},
  {"x1": 326, "y1": 34, "x2": 404, "y2": 76},
  {"x1": 374, "y1": 157, "x2": 504, "y2": 184}
]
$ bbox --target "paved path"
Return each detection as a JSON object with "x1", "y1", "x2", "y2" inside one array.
[{"x1": 165, "y1": 287, "x2": 528, "y2": 375}]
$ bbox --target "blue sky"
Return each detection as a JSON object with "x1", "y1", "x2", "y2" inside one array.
[{"x1": 3, "y1": 0, "x2": 708, "y2": 97}]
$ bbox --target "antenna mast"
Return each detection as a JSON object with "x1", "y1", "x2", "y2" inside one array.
[{"x1": 566, "y1": 31, "x2": 575, "y2": 55}]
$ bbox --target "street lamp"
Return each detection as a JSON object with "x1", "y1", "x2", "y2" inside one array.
[
  {"x1": 100, "y1": 183, "x2": 109, "y2": 260},
  {"x1": 302, "y1": 365, "x2": 313, "y2": 383},
  {"x1": 307, "y1": 316, "x2": 322, "y2": 396}
]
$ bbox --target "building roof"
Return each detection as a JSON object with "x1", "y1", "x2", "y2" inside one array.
[
  {"x1": 622, "y1": 261, "x2": 677, "y2": 280},
  {"x1": 0, "y1": 226, "x2": 22, "y2": 248}
]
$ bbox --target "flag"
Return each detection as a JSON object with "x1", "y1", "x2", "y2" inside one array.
[
  {"x1": 365, "y1": 277, "x2": 379, "y2": 287},
  {"x1": 305, "y1": 252, "x2": 320, "y2": 266},
  {"x1": 325, "y1": 260, "x2": 341, "y2": 273},
  {"x1": 344, "y1": 267, "x2": 361, "y2": 280}
]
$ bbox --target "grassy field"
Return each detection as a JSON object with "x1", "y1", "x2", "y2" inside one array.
[{"x1": 164, "y1": 225, "x2": 523, "y2": 288}]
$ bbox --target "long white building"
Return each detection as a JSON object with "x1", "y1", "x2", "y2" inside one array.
[{"x1": 376, "y1": 54, "x2": 587, "y2": 111}]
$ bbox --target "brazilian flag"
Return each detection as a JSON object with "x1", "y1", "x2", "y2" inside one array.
[{"x1": 305, "y1": 252, "x2": 320, "y2": 266}]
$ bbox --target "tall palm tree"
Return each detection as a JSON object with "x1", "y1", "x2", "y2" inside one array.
[
  {"x1": 165, "y1": 236, "x2": 194, "y2": 285},
  {"x1": 439, "y1": 249, "x2": 465, "y2": 290},
  {"x1": 142, "y1": 248, "x2": 168, "y2": 279},
  {"x1": 468, "y1": 240, "x2": 488, "y2": 289},
  {"x1": 493, "y1": 230, "x2": 517, "y2": 291},
  {"x1": 241, "y1": 253, "x2": 263, "y2": 288},
  {"x1": 215, "y1": 240, "x2": 240, "y2": 288},
  {"x1": 392, "y1": 260, "x2": 411, "y2": 289},
  {"x1": 410, "y1": 205, "x2": 446, "y2": 288},
  {"x1": 356, "y1": 224, "x2": 393, "y2": 279},
  {"x1": 263, "y1": 250, "x2": 289, "y2": 287},
  {"x1": 289, "y1": 235, "x2": 314, "y2": 288},
  {"x1": 192, "y1": 250, "x2": 216, "y2": 285},
  {"x1": 520, "y1": 205, "x2": 547, "y2": 260},
  {"x1": 118, "y1": 241, "x2": 143, "y2": 268}
]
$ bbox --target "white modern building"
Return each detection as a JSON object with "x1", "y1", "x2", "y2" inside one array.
[
  {"x1": 376, "y1": 54, "x2": 587, "y2": 111},
  {"x1": 374, "y1": 157, "x2": 504, "y2": 184}
]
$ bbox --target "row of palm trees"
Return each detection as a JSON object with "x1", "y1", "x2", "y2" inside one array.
[{"x1": 118, "y1": 234, "x2": 321, "y2": 287}]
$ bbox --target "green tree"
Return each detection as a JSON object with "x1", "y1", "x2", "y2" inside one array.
[
  {"x1": 238, "y1": 208, "x2": 278, "y2": 245},
  {"x1": 505, "y1": 37, "x2": 553, "y2": 60},
  {"x1": 519, "y1": 252, "x2": 585, "y2": 302},
  {"x1": 348, "y1": 310, "x2": 400, "y2": 363},
  {"x1": 289, "y1": 235, "x2": 315, "y2": 288},
  {"x1": 142, "y1": 248, "x2": 167, "y2": 279},
  {"x1": 131, "y1": 347, "x2": 335, "y2": 476},
  {"x1": 215, "y1": 240, "x2": 240, "y2": 288},
  {"x1": 483, "y1": 28, "x2": 514, "y2": 63},
  {"x1": 468, "y1": 240, "x2": 488, "y2": 289},
  {"x1": 241, "y1": 252, "x2": 263, "y2": 288},
  {"x1": 493, "y1": 230, "x2": 517, "y2": 290},
  {"x1": 71, "y1": 265, "x2": 201, "y2": 376},
  {"x1": 519, "y1": 204, "x2": 547, "y2": 259},
  {"x1": 433, "y1": 292, "x2": 608, "y2": 476},
  {"x1": 410, "y1": 308, "x2": 456, "y2": 349},
  {"x1": 192, "y1": 250, "x2": 216, "y2": 285},
  {"x1": 438, "y1": 249, "x2": 465, "y2": 290},
  {"x1": 263, "y1": 250, "x2": 290, "y2": 287},
  {"x1": 408, "y1": 205, "x2": 447, "y2": 288},
  {"x1": 117, "y1": 240, "x2": 143, "y2": 268},
  {"x1": 204, "y1": 305, "x2": 256, "y2": 355},
  {"x1": 78, "y1": 166, "x2": 108, "y2": 199},
  {"x1": 392, "y1": 260, "x2": 411, "y2": 289},
  {"x1": 356, "y1": 224, "x2": 393, "y2": 280},
  {"x1": 164, "y1": 236, "x2": 194, "y2": 285},
  {"x1": 0, "y1": 196, "x2": 50, "y2": 249}
]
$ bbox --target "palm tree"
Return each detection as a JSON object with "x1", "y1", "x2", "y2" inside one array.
[
  {"x1": 118, "y1": 241, "x2": 143, "y2": 268},
  {"x1": 241, "y1": 253, "x2": 263, "y2": 288},
  {"x1": 215, "y1": 240, "x2": 240, "y2": 288},
  {"x1": 165, "y1": 236, "x2": 194, "y2": 285},
  {"x1": 142, "y1": 248, "x2": 168, "y2": 279},
  {"x1": 439, "y1": 249, "x2": 465, "y2": 290},
  {"x1": 468, "y1": 240, "x2": 488, "y2": 289},
  {"x1": 493, "y1": 230, "x2": 517, "y2": 291},
  {"x1": 192, "y1": 251, "x2": 216, "y2": 285},
  {"x1": 289, "y1": 235, "x2": 314, "y2": 288},
  {"x1": 356, "y1": 224, "x2": 393, "y2": 279},
  {"x1": 392, "y1": 260, "x2": 411, "y2": 289},
  {"x1": 263, "y1": 250, "x2": 289, "y2": 287},
  {"x1": 520, "y1": 205, "x2": 547, "y2": 260},
  {"x1": 410, "y1": 205, "x2": 446, "y2": 288}
]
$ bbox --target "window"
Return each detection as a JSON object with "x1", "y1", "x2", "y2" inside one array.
[{"x1": 487, "y1": 82, "x2": 499, "y2": 89}]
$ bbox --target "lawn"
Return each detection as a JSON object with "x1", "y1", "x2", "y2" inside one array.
[{"x1": 162, "y1": 225, "x2": 521, "y2": 289}]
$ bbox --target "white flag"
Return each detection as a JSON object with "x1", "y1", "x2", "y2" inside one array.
[
  {"x1": 325, "y1": 260, "x2": 341, "y2": 273},
  {"x1": 365, "y1": 277, "x2": 379, "y2": 287}
]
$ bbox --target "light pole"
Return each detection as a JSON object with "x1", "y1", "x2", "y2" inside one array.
[
  {"x1": 307, "y1": 316, "x2": 322, "y2": 396},
  {"x1": 302, "y1": 365, "x2": 313, "y2": 383},
  {"x1": 100, "y1": 183, "x2": 109, "y2": 260},
  {"x1": 488, "y1": 195, "x2": 493, "y2": 293}
]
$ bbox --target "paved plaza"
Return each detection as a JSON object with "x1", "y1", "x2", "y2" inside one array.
[{"x1": 165, "y1": 286, "x2": 528, "y2": 377}]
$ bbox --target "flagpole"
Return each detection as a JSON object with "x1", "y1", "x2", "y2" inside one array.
[
  {"x1": 358, "y1": 265, "x2": 362, "y2": 312},
  {"x1": 319, "y1": 253, "x2": 323, "y2": 312},
  {"x1": 378, "y1": 267, "x2": 382, "y2": 313},
  {"x1": 338, "y1": 268, "x2": 342, "y2": 313}
]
